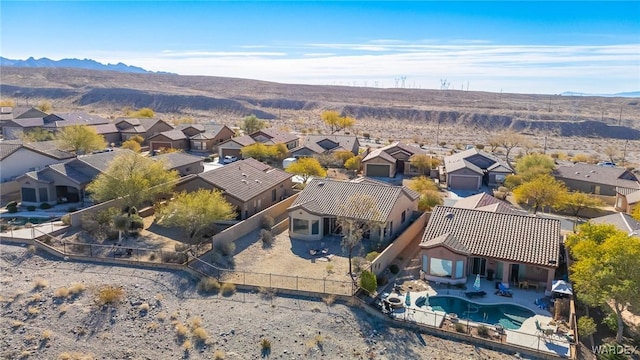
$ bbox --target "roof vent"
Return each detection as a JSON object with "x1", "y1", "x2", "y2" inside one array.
[
  {"x1": 318, "y1": 182, "x2": 325, "y2": 186},
  {"x1": 242, "y1": 173, "x2": 247, "y2": 177},
  {"x1": 255, "y1": 179, "x2": 261, "y2": 183},
  {"x1": 241, "y1": 179, "x2": 248, "y2": 184},
  {"x1": 575, "y1": 172, "x2": 580, "y2": 175},
  {"x1": 445, "y1": 212, "x2": 454, "y2": 220},
  {"x1": 590, "y1": 170, "x2": 596, "y2": 173}
]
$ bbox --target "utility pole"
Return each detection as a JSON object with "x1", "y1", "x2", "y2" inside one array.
[{"x1": 619, "y1": 104, "x2": 623, "y2": 126}]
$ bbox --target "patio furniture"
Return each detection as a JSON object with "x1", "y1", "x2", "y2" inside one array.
[
  {"x1": 535, "y1": 320, "x2": 555, "y2": 337},
  {"x1": 495, "y1": 283, "x2": 513, "y2": 297},
  {"x1": 415, "y1": 296, "x2": 428, "y2": 307},
  {"x1": 464, "y1": 291, "x2": 487, "y2": 299}
]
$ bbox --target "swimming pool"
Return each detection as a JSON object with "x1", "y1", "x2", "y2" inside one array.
[{"x1": 427, "y1": 296, "x2": 535, "y2": 330}]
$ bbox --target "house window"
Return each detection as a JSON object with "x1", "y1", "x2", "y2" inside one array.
[
  {"x1": 38, "y1": 188, "x2": 48, "y2": 202},
  {"x1": 311, "y1": 220, "x2": 319, "y2": 235},
  {"x1": 292, "y1": 219, "x2": 309, "y2": 234},
  {"x1": 455, "y1": 260, "x2": 465, "y2": 279},
  {"x1": 272, "y1": 189, "x2": 276, "y2": 202},
  {"x1": 495, "y1": 174, "x2": 506, "y2": 184},
  {"x1": 401, "y1": 211, "x2": 406, "y2": 223},
  {"x1": 422, "y1": 255, "x2": 429, "y2": 272},
  {"x1": 22, "y1": 188, "x2": 36, "y2": 202},
  {"x1": 430, "y1": 258, "x2": 453, "y2": 278}
]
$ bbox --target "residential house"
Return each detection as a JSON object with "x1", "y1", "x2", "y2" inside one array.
[
  {"x1": 91, "y1": 123, "x2": 121, "y2": 145},
  {"x1": 1, "y1": 140, "x2": 75, "y2": 182},
  {"x1": 361, "y1": 142, "x2": 427, "y2": 178},
  {"x1": 177, "y1": 158, "x2": 293, "y2": 220},
  {"x1": 444, "y1": 148, "x2": 513, "y2": 190},
  {"x1": 179, "y1": 124, "x2": 235, "y2": 153},
  {"x1": 148, "y1": 130, "x2": 189, "y2": 151},
  {"x1": 615, "y1": 187, "x2": 640, "y2": 214},
  {"x1": 290, "y1": 135, "x2": 360, "y2": 158},
  {"x1": 217, "y1": 129, "x2": 299, "y2": 159},
  {"x1": 0, "y1": 107, "x2": 48, "y2": 139},
  {"x1": 419, "y1": 206, "x2": 561, "y2": 293},
  {"x1": 41, "y1": 112, "x2": 109, "y2": 131},
  {"x1": 16, "y1": 150, "x2": 128, "y2": 206},
  {"x1": 287, "y1": 177, "x2": 420, "y2": 241},
  {"x1": 152, "y1": 152, "x2": 204, "y2": 176},
  {"x1": 553, "y1": 163, "x2": 640, "y2": 196},
  {"x1": 452, "y1": 192, "x2": 530, "y2": 215},
  {"x1": 115, "y1": 118, "x2": 174, "y2": 144},
  {"x1": 590, "y1": 212, "x2": 640, "y2": 237}
]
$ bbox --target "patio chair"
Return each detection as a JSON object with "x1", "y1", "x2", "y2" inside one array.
[
  {"x1": 495, "y1": 283, "x2": 513, "y2": 297},
  {"x1": 535, "y1": 320, "x2": 555, "y2": 337}
]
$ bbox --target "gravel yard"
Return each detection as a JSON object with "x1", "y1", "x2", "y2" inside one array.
[{"x1": 0, "y1": 243, "x2": 519, "y2": 359}]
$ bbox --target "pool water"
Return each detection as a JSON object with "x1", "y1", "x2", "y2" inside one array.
[{"x1": 428, "y1": 296, "x2": 535, "y2": 330}]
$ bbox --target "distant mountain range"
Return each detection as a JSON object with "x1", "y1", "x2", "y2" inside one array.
[
  {"x1": 561, "y1": 91, "x2": 640, "y2": 98},
  {"x1": 0, "y1": 56, "x2": 173, "y2": 75}
]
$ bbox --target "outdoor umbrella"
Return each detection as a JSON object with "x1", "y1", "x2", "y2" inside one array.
[
  {"x1": 473, "y1": 274, "x2": 481, "y2": 291},
  {"x1": 551, "y1": 280, "x2": 573, "y2": 295}
]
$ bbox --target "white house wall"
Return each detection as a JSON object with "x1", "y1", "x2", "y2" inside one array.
[{"x1": 1, "y1": 148, "x2": 69, "y2": 182}]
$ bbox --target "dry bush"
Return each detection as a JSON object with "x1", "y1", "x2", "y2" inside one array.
[
  {"x1": 260, "y1": 338, "x2": 271, "y2": 351},
  {"x1": 197, "y1": 277, "x2": 220, "y2": 294},
  {"x1": 33, "y1": 278, "x2": 49, "y2": 289},
  {"x1": 220, "y1": 282, "x2": 236, "y2": 297},
  {"x1": 322, "y1": 294, "x2": 337, "y2": 306},
  {"x1": 30, "y1": 293, "x2": 43, "y2": 303},
  {"x1": 213, "y1": 349, "x2": 226, "y2": 360},
  {"x1": 258, "y1": 286, "x2": 276, "y2": 299},
  {"x1": 96, "y1": 285, "x2": 124, "y2": 306},
  {"x1": 147, "y1": 322, "x2": 159, "y2": 332},
  {"x1": 42, "y1": 329, "x2": 53, "y2": 341},
  {"x1": 27, "y1": 306, "x2": 40, "y2": 316},
  {"x1": 154, "y1": 293, "x2": 164, "y2": 303},
  {"x1": 69, "y1": 283, "x2": 86, "y2": 295},
  {"x1": 11, "y1": 320, "x2": 24, "y2": 328},
  {"x1": 190, "y1": 317, "x2": 202, "y2": 330},
  {"x1": 59, "y1": 304, "x2": 70, "y2": 315},
  {"x1": 182, "y1": 339, "x2": 192, "y2": 351},
  {"x1": 175, "y1": 323, "x2": 188, "y2": 337},
  {"x1": 139, "y1": 303, "x2": 150, "y2": 312},
  {"x1": 19, "y1": 351, "x2": 31, "y2": 359},
  {"x1": 58, "y1": 352, "x2": 95, "y2": 360},
  {"x1": 157, "y1": 312, "x2": 167, "y2": 321},
  {"x1": 192, "y1": 327, "x2": 208, "y2": 341},
  {"x1": 169, "y1": 311, "x2": 179, "y2": 320},
  {"x1": 54, "y1": 287, "x2": 70, "y2": 298}
]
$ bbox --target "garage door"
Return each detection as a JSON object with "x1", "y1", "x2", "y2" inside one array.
[
  {"x1": 221, "y1": 148, "x2": 242, "y2": 158},
  {"x1": 151, "y1": 142, "x2": 172, "y2": 151},
  {"x1": 448, "y1": 175, "x2": 479, "y2": 190},
  {"x1": 366, "y1": 164, "x2": 391, "y2": 177}
]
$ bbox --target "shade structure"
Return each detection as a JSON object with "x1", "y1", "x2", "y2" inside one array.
[
  {"x1": 473, "y1": 274, "x2": 481, "y2": 291},
  {"x1": 551, "y1": 280, "x2": 573, "y2": 295}
]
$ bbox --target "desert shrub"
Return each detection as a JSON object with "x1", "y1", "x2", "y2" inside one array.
[
  {"x1": 323, "y1": 294, "x2": 336, "y2": 306},
  {"x1": 365, "y1": 251, "x2": 380, "y2": 262},
  {"x1": 261, "y1": 215, "x2": 274, "y2": 230},
  {"x1": 477, "y1": 325, "x2": 489, "y2": 337},
  {"x1": 213, "y1": 349, "x2": 226, "y2": 360},
  {"x1": 182, "y1": 339, "x2": 192, "y2": 351},
  {"x1": 27, "y1": 205, "x2": 36, "y2": 211},
  {"x1": 217, "y1": 241, "x2": 235, "y2": 256},
  {"x1": 162, "y1": 251, "x2": 187, "y2": 264},
  {"x1": 58, "y1": 352, "x2": 96, "y2": 360},
  {"x1": 326, "y1": 264, "x2": 334, "y2": 275},
  {"x1": 27, "y1": 306, "x2": 40, "y2": 316},
  {"x1": 389, "y1": 264, "x2": 400, "y2": 275},
  {"x1": 493, "y1": 191, "x2": 507, "y2": 200},
  {"x1": 6, "y1": 201, "x2": 17, "y2": 209},
  {"x1": 359, "y1": 270, "x2": 377, "y2": 294},
  {"x1": 455, "y1": 323, "x2": 466, "y2": 333},
  {"x1": 7, "y1": 205, "x2": 18, "y2": 213},
  {"x1": 139, "y1": 303, "x2": 150, "y2": 313},
  {"x1": 54, "y1": 287, "x2": 70, "y2": 298},
  {"x1": 578, "y1": 316, "x2": 597, "y2": 338},
  {"x1": 260, "y1": 229, "x2": 274, "y2": 246},
  {"x1": 129, "y1": 214, "x2": 144, "y2": 232},
  {"x1": 69, "y1": 282, "x2": 86, "y2": 295},
  {"x1": 204, "y1": 157, "x2": 212, "y2": 163},
  {"x1": 192, "y1": 327, "x2": 208, "y2": 341},
  {"x1": 41, "y1": 329, "x2": 53, "y2": 340},
  {"x1": 147, "y1": 322, "x2": 159, "y2": 332},
  {"x1": 175, "y1": 323, "x2": 188, "y2": 337},
  {"x1": 376, "y1": 275, "x2": 389, "y2": 286},
  {"x1": 33, "y1": 278, "x2": 49, "y2": 289},
  {"x1": 602, "y1": 312, "x2": 618, "y2": 332},
  {"x1": 27, "y1": 245, "x2": 36, "y2": 253},
  {"x1": 197, "y1": 277, "x2": 220, "y2": 294},
  {"x1": 363, "y1": 133, "x2": 370, "y2": 139},
  {"x1": 11, "y1": 320, "x2": 24, "y2": 328},
  {"x1": 352, "y1": 257, "x2": 366, "y2": 273},
  {"x1": 260, "y1": 338, "x2": 272, "y2": 350},
  {"x1": 40, "y1": 203, "x2": 52, "y2": 209},
  {"x1": 96, "y1": 285, "x2": 124, "y2": 305},
  {"x1": 220, "y1": 282, "x2": 236, "y2": 296},
  {"x1": 174, "y1": 243, "x2": 190, "y2": 252}
]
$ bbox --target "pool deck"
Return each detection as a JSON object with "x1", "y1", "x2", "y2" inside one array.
[{"x1": 385, "y1": 276, "x2": 571, "y2": 358}]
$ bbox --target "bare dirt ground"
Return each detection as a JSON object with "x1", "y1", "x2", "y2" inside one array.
[{"x1": 0, "y1": 243, "x2": 520, "y2": 360}]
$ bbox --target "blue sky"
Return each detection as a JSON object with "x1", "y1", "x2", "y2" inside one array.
[{"x1": 1, "y1": 1, "x2": 639, "y2": 94}]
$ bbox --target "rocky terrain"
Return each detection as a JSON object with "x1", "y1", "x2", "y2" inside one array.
[{"x1": 1, "y1": 67, "x2": 639, "y2": 141}]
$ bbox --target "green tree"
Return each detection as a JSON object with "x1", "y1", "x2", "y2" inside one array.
[
  {"x1": 241, "y1": 114, "x2": 266, "y2": 134},
  {"x1": 336, "y1": 195, "x2": 383, "y2": 280},
  {"x1": 156, "y1": 189, "x2": 235, "y2": 244},
  {"x1": 577, "y1": 316, "x2": 597, "y2": 348},
  {"x1": 359, "y1": 270, "x2": 377, "y2": 294},
  {"x1": 632, "y1": 205, "x2": 640, "y2": 221},
  {"x1": 241, "y1": 143, "x2": 272, "y2": 162},
  {"x1": 515, "y1": 153, "x2": 556, "y2": 180},
  {"x1": 556, "y1": 192, "x2": 604, "y2": 230},
  {"x1": 513, "y1": 174, "x2": 566, "y2": 214},
  {"x1": 128, "y1": 107, "x2": 155, "y2": 118},
  {"x1": 566, "y1": 223, "x2": 640, "y2": 343},
  {"x1": 344, "y1": 156, "x2": 361, "y2": 176},
  {"x1": 409, "y1": 176, "x2": 443, "y2": 211},
  {"x1": 409, "y1": 154, "x2": 440, "y2": 175},
  {"x1": 333, "y1": 150, "x2": 355, "y2": 165},
  {"x1": 285, "y1": 158, "x2": 327, "y2": 183},
  {"x1": 321, "y1": 110, "x2": 356, "y2": 134},
  {"x1": 121, "y1": 139, "x2": 142, "y2": 152},
  {"x1": 20, "y1": 127, "x2": 55, "y2": 142},
  {"x1": 57, "y1": 125, "x2": 107, "y2": 154},
  {"x1": 86, "y1": 152, "x2": 179, "y2": 209}
]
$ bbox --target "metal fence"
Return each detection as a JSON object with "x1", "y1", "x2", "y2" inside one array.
[{"x1": 189, "y1": 257, "x2": 355, "y2": 296}]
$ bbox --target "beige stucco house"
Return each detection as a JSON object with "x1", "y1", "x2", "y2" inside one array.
[{"x1": 287, "y1": 177, "x2": 419, "y2": 241}]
